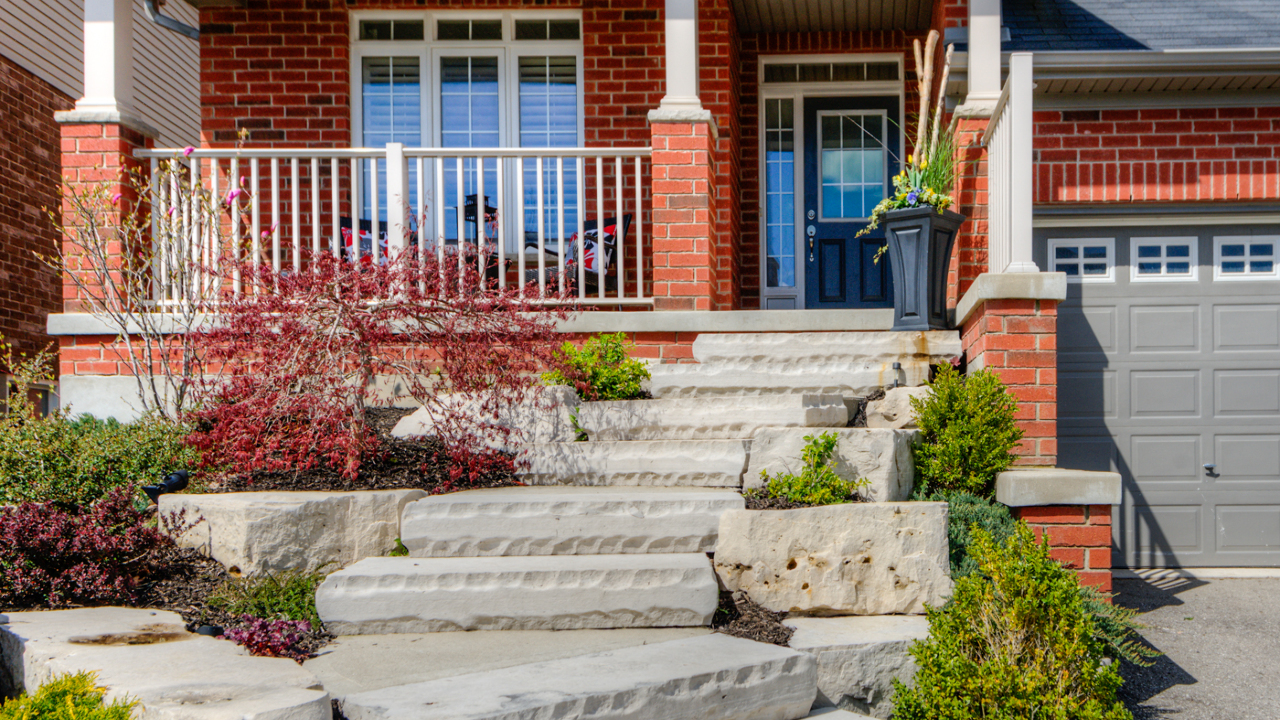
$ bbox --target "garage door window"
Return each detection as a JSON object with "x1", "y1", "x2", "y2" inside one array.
[
  {"x1": 1048, "y1": 238, "x2": 1114, "y2": 282},
  {"x1": 1131, "y1": 237, "x2": 1198, "y2": 282},
  {"x1": 1215, "y1": 237, "x2": 1278, "y2": 281}
]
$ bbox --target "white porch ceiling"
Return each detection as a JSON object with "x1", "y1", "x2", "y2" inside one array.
[{"x1": 731, "y1": 0, "x2": 933, "y2": 34}]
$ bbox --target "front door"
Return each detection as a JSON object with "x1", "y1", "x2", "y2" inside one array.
[{"x1": 802, "y1": 96, "x2": 899, "y2": 309}]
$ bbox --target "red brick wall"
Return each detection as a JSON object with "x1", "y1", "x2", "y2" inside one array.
[
  {"x1": 1017, "y1": 505, "x2": 1113, "y2": 592},
  {"x1": 650, "y1": 121, "x2": 718, "y2": 310},
  {"x1": 0, "y1": 55, "x2": 73, "y2": 371},
  {"x1": 949, "y1": 115, "x2": 991, "y2": 306},
  {"x1": 1034, "y1": 107, "x2": 1280, "y2": 204},
  {"x1": 960, "y1": 298, "x2": 1057, "y2": 466}
]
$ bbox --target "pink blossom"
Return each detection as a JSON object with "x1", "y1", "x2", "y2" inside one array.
[
  {"x1": 111, "y1": 192, "x2": 122, "y2": 204},
  {"x1": 183, "y1": 146, "x2": 196, "y2": 157},
  {"x1": 224, "y1": 189, "x2": 242, "y2": 205},
  {"x1": 167, "y1": 206, "x2": 176, "y2": 217}
]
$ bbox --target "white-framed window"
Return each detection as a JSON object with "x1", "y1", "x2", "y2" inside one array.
[
  {"x1": 1130, "y1": 237, "x2": 1199, "y2": 282},
  {"x1": 1048, "y1": 237, "x2": 1115, "y2": 282},
  {"x1": 1214, "y1": 236, "x2": 1279, "y2": 281},
  {"x1": 351, "y1": 10, "x2": 584, "y2": 239},
  {"x1": 816, "y1": 110, "x2": 887, "y2": 222}
]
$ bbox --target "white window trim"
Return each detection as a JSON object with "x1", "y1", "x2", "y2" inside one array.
[
  {"x1": 1213, "y1": 235, "x2": 1280, "y2": 281},
  {"x1": 815, "y1": 108, "x2": 888, "y2": 223},
  {"x1": 757, "y1": 53, "x2": 905, "y2": 308},
  {"x1": 350, "y1": 9, "x2": 585, "y2": 150},
  {"x1": 1129, "y1": 236, "x2": 1200, "y2": 283},
  {"x1": 1047, "y1": 237, "x2": 1115, "y2": 283}
]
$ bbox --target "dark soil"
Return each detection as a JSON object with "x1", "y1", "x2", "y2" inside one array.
[
  {"x1": 848, "y1": 387, "x2": 886, "y2": 428},
  {"x1": 712, "y1": 591, "x2": 794, "y2": 647},
  {"x1": 742, "y1": 493, "x2": 821, "y2": 511},
  {"x1": 208, "y1": 408, "x2": 520, "y2": 494}
]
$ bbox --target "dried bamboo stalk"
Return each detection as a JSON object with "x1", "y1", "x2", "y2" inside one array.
[
  {"x1": 916, "y1": 30, "x2": 939, "y2": 165},
  {"x1": 930, "y1": 44, "x2": 955, "y2": 155}
]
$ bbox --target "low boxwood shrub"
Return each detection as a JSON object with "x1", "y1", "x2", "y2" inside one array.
[
  {"x1": 542, "y1": 333, "x2": 650, "y2": 401},
  {"x1": 892, "y1": 524, "x2": 1135, "y2": 720},
  {"x1": 911, "y1": 365, "x2": 1022, "y2": 498},
  {"x1": 0, "y1": 413, "x2": 200, "y2": 507},
  {"x1": 746, "y1": 432, "x2": 870, "y2": 506},
  {"x1": 0, "y1": 672, "x2": 136, "y2": 720},
  {"x1": 0, "y1": 488, "x2": 174, "y2": 608},
  {"x1": 207, "y1": 571, "x2": 326, "y2": 627}
]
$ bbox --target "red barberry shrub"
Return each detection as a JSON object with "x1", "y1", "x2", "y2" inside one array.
[
  {"x1": 221, "y1": 615, "x2": 313, "y2": 663},
  {"x1": 0, "y1": 487, "x2": 173, "y2": 608},
  {"x1": 186, "y1": 250, "x2": 568, "y2": 481}
]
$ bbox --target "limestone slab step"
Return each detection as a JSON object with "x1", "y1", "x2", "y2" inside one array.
[
  {"x1": 805, "y1": 709, "x2": 877, "y2": 719},
  {"x1": 0, "y1": 607, "x2": 330, "y2": 720},
  {"x1": 746, "y1": 428, "x2": 918, "y2": 502},
  {"x1": 786, "y1": 616, "x2": 929, "y2": 719},
  {"x1": 688, "y1": 331, "x2": 961, "y2": 365},
  {"x1": 400, "y1": 487, "x2": 744, "y2": 557},
  {"x1": 336, "y1": 633, "x2": 818, "y2": 720},
  {"x1": 576, "y1": 395, "x2": 848, "y2": 441},
  {"x1": 316, "y1": 553, "x2": 720, "y2": 635},
  {"x1": 517, "y1": 440, "x2": 748, "y2": 487},
  {"x1": 649, "y1": 363, "x2": 931, "y2": 399}
]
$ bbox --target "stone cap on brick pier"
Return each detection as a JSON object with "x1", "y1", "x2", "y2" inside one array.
[{"x1": 996, "y1": 468, "x2": 1123, "y2": 507}]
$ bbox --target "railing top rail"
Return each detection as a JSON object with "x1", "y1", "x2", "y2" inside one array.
[
  {"x1": 136, "y1": 146, "x2": 653, "y2": 160},
  {"x1": 980, "y1": 52, "x2": 1034, "y2": 148}
]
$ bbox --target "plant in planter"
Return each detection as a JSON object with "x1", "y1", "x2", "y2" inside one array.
[{"x1": 858, "y1": 29, "x2": 965, "y2": 331}]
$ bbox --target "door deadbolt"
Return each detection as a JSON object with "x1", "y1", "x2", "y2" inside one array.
[{"x1": 807, "y1": 209, "x2": 816, "y2": 220}]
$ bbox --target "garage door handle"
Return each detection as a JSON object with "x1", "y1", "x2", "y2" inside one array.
[{"x1": 1204, "y1": 463, "x2": 1217, "y2": 474}]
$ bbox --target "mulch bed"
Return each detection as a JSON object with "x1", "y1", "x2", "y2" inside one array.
[
  {"x1": 206, "y1": 408, "x2": 519, "y2": 494},
  {"x1": 742, "y1": 494, "x2": 821, "y2": 511},
  {"x1": 712, "y1": 591, "x2": 794, "y2": 647}
]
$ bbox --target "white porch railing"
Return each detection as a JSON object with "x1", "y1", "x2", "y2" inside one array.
[
  {"x1": 980, "y1": 52, "x2": 1038, "y2": 274},
  {"x1": 135, "y1": 145, "x2": 653, "y2": 306}
]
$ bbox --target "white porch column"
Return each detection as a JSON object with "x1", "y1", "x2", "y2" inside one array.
[
  {"x1": 76, "y1": 0, "x2": 136, "y2": 117},
  {"x1": 656, "y1": 0, "x2": 705, "y2": 114},
  {"x1": 1005, "y1": 52, "x2": 1037, "y2": 273},
  {"x1": 959, "y1": 0, "x2": 1002, "y2": 116}
]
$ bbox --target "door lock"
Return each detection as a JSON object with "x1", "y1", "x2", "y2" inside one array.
[{"x1": 806, "y1": 225, "x2": 816, "y2": 261}]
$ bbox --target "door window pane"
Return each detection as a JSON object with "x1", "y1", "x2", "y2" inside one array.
[
  {"x1": 441, "y1": 56, "x2": 500, "y2": 243},
  {"x1": 764, "y1": 98, "x2": 795, "y2": 288},
  {"x1": 362, "y1": 57, "x2": 421, "y2": 224},
  {"x1": 819, "y1": 113, "x2": 885, "y2": 220},
  {"x1": 519, "y1": 56, "x2": 579, "y2": 242}
]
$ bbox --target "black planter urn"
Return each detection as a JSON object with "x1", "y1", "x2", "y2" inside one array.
[{"x1": 882, "y1": 206, "x2": 966, "y2": 331}]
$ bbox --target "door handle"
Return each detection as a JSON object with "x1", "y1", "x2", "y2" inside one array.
[{"x1": 807, "y1": 225, "x2": 816, "y2": 261}]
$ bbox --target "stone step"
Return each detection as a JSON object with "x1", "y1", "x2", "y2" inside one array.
[
  {"x1": 805, "y1": 709, "x2": 878, "y2": 720},
  {"x1": 316, "y1": 553, "x2": 720, "y2": 635},
  {"x1": 785, "y1": 616, "x2": 930, "y2": 719},
  {"x1": 575, "y1": 394, "x2": 848, "y2": 441},
  {"x1": 400, "y1": 487, "x2": 744, "y2": 557},
  {"x1": 688, "y1": 331, "x2": 961, "y2": 366},
  {"x1": 649, "y1": 363, "x2": 930, "y2": 399},
  {"x1": 517, "y1": 440, "x2": 748, "y2": 487},
  {"x1": 335, "y1": 634, "x2": 818, "y2": 720}
]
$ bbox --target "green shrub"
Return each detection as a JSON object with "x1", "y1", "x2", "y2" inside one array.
[
  {"x1": 542, "y1": 333, "x2": 650, "y2": 401},
  {"x1": 749, "y1": 432, "x2": 869, "y2": 506},
  {"x1": 0, "y1": 672, "x2": 136, "y2": 720},
  {"x1": 925, "y1": 490, "x2": 1019, "y2": 580},
  {"x1": 207, "y1": 571, "x2": 326, "y2": 626},
  {"x1": 911, "y1": 365, "x2": 1023, "y2": 498},
  {"x1": 892, "y1": 525, "x2": 1134, "y2": 720},
  {"x1": 0, "y1": 412, "x2": 201, "y2": 507}
]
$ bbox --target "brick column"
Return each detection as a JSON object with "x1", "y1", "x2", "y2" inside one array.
[
  {"x1": 56, "y1": 118, "x2": 153, "y2": 312},
  {"x1": 1016, "y1": 505, "x2": 1113, "y2": 592},
  {"x1": 961, "y1": 296, "x2": 1058, "y2": 465},
  {"x1": 649, "y1": 120, "x2": 718, "y2": 311}
]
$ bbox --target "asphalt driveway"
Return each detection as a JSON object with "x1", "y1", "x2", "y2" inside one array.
[{"x1": 1115, "y1": 574, "x2": 1280, "y2": 719}]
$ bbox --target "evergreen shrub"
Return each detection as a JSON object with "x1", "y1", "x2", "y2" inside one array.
[
  {"x1": 911, "y1": 365, "x2": 1022, "y2": 497},
  {"x1": 542, "y1": 333, "x2": 650, "y2": 401}
]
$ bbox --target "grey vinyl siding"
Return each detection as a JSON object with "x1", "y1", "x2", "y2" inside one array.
[{"x1": 0, "y1": 0, "x2": 82, "y2": 98}]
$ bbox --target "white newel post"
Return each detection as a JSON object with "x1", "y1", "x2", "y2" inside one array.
[
  {"x1": 658, "y1": 0, "x2": 702, "y2": 113},
  {"x1": 77, "y1": 0, "x2": 136, "y2": 116},
  {"x1": 385, "y1": 143, "x2": 408, "y2": 256},
  {"x1": 1005, "y1": 53, "x2": 1038, "y2": 273}
]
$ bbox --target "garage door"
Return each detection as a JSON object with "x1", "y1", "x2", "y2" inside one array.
[{"x1": 1037, "y1": 223, "x2": 1280, "y2": 568}]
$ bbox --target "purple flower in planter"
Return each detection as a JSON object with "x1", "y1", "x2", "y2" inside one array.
[{"x1": 907, "y1": 190, "x2": 919, "y2": 204}]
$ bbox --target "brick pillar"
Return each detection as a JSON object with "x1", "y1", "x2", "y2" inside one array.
[
  {"x1": 57, "y1": 119, "x2": 152, "y2": 312},
  {"x1": 649, "y1": 120, "x2": 718, "y2": 311},
  {"x1": 961, "y1": 296, "x2": 1058, "y2": 466},
  {"x1": 1016, "y1": 504, "x2": 1113, "y2": 592},
  {"x1": 949, "y1": 116, "x2": 991, "y2": 306}
]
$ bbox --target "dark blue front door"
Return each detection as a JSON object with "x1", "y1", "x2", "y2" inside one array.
[{"x1": 803, "y1": 96, "x2": 900, "y2": 309}]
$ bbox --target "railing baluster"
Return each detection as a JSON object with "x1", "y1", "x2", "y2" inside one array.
[
  {"x1": 370, "y1": 156, "x2": 380, "y2": 263},
  {"x1": 230, "y1": 157, "x2": 240, "y2": 297},
  {"x1": 310, "y1": 157, "x2": 321, "y2": 261},
  {"x1": 291, "y1": 157, "x2": 301, "y2": 273},
  {"x1": 251, "y1": 159, "x2": 261, "y2": 282},
  {"x1": 595, "y1": 156, "x2": 604, "y2": 300},
  {"x1": 477, "y1": 155, "x2": 487, "y2": 288},
  {"x1": 576, "y1": 157, "x2": 585, "y2": 300},
  {"x1": 455, "y1": 158, "x2": 465, "y2": 287},
  {"x1": 435, "y1": 156, "x2": 446, "y2": 286},
  {"x1": 635, "y1": 156, "x2": 644, "y2": 300},
  {"x1": 535, "y1": 156, "x2": 545, "y2": 297},
  {"x1": 416, "y1": 156, "x2": 426, "y2": 263},
  {"x1": 330, "y1": 158, "x2": 340, "y2": 259},
  {"x1": 208, "y1": 158, "x2": 219, "y2": 303},
  {"x1": 555, "y1": 157, "x2": 565, "y2": 299},
  {"x1": 614, "y1": 156, "x2": 624, "y2": 299},
  {"x1": 496, "y1": 156, "x2": 505, "y2": 290},
  {"x1": 516, "y1": 157, "x2": 526, "y2": 299},
  {"x1": 270, "y1": 157, "x2": 281, "y2": 274},
  {"x1": 169, "y1": 165, "x2": 181, "y2": 305}
]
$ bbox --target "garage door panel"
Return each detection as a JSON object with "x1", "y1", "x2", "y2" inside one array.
[
  {"x1": 1130, "y1": 305, "x2": 1200, "y2": 353},
  {"x1": 1060, "y1": 369, "x2": 1117, "y2": 419},
  {"x1": 1130, "y1": 370, "x2": 1201, "y2": 418},
  {"x1": 1215, "y1": 505, "x2": 1280, "y2": 552},
  {"x1": 1214, "y1": 305, "x2": 1280, "y2": 351},
  {"x1": 1214, "y1": 369, "x2": 1280, "y2": 417},
  {"x1": 1130, "y1": 435, "x2": 1201, "y2": 480},
  {"x1": 1059, "y1": 436, "x2": 1117, "y2": 472},
  {"x1": 1043, "y1": 223, "x2": 1280, "y2": 567}
]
